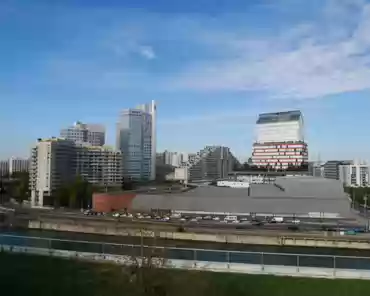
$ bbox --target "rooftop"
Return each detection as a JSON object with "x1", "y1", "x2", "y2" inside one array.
[
  {"x1": 131, "y1": 176, "x2": 354, "y2": 218},
  {"x1": 256, "y1": 110, "x2": 302, "y2": 125}
]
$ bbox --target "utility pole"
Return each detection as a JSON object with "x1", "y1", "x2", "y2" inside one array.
[{"x1": 365, "y1": 195, "x2": 368, "y2": 216}]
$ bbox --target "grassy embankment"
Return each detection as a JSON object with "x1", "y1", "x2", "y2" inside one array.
[{"x1": 1, "y1": 252, "x2": 370, "y2": 296}]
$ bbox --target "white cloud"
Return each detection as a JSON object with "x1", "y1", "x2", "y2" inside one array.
[
  {"x1": 170, "y1": 1, "x2": 370, "y2": 99},
  {"x1": 138, "y1": 45, "x2": 156, "y2": 60}
]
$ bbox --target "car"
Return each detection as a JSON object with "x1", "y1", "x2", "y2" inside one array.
[
  {"x1": 112, "y1": 212, "x2": 120, "y2": 218},
  {"x1": 231, "y1": 220, "x2": 240, "y2": 224},
  {"x1": 170, "y1": 213, "x2": 181, "y2": 219},
  {"x1": 179, "y1": 218, "x2": 186, "y2": 222},
  {"x1": 240, "y1": 218, "x2": 249, "y2": 222},
  {"x1": 291, "y1": 219, "x2": 300, "y2": 224},
  {"x1": 160, "y1": 217, "x2": 170, "y2": 222},
  {"x1": 144, "y1": 215, "x2": 152, "y2": 219},
  {"x1": 202, "y1": 216, "x2": 212, "y2": 220},
  {"x1": 127, "y1": 213, "x2": 133, "y2": 218},
  {"x1": 190, "y1": 218, "x2": 198, "y2": 222},
  {"x1": 137, "y1": 215, "x2": 144, "y2": 219},
  {"x1": 212, "y1": 217, "x2": 220, "y2": 221}
]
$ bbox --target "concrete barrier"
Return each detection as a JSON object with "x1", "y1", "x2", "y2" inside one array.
[{"x1": 27, "y1": 219, "x2": 370, "y2": 250}]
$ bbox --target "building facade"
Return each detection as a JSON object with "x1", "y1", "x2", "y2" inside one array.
[
  {"x1": 30, "y1": 138, "x2": 76, "y2": 206},
  {"x1": 9, "y1": 157, "x2": 29, "y2": 175},
  {"x1": 75, "y1": 143, "x2": 122, "y2": 186},
  {"x1": 252, "y1": 110, "x2": 308, "y2": 170},
  {"x1": 177, "y1": 146, "x2": 237, "y2": 181},
  {"x1": 323, "y1": 160, "x2": 353, "y2": 180},
  {"x1": 30, "y1": 138, "x2": 123, "y2": 207},
  {"x1": 156, "y1": 151, "x2": 189, "y2": 167},
  {"x1": 0, "y1": 160, "x2": 9, "y2": 177},
  {"x1": 116, "y1": 101, "x2": 156, "y2": 181},
  {"x1": 339, "y1": 164, "x2": 370, "y2": 187},
  {"x1": 60, "y1": 121, "x2": 105, "y2": 146}
]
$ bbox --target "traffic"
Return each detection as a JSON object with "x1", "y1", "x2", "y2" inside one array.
[{"x1": 81, "y1": 209, "x2": 368, "y2": 234}]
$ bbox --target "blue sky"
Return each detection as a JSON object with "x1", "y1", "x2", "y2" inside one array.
[{"x1": 1, "y1": 0, "x2": 370, "y2": 162}]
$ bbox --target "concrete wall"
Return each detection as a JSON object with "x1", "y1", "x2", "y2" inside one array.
[{"x1": 28, "y1": 220, "x2": 370, "y2": 250}]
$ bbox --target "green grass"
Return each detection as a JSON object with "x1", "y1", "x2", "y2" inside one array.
[{"x1": 1, "y1": 252, "x2": 370, "y2": 296}]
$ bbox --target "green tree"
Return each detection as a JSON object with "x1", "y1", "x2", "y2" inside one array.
[
  {"x1": 11, "y1": 172, "x2": 29, "y2": 203},
  {"x1": 54, "y1": 185, "x2": 70, "y2": 207}
]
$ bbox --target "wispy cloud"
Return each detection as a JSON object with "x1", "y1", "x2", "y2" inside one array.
[
  {"x1": 170, "y1": 0, "x2": 370, "y2": 99},
  {"x1": 138, "y1": 45, "x2": 156, "y2": 59}
]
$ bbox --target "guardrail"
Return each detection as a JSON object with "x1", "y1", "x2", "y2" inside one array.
[{"x1": 2, "y1": 233, "x2": 370, "y2": 273}]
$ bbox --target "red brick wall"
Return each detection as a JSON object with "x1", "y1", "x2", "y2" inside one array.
[{"x1": 92, "y1": 193, "x2": 136, "y2": 212}]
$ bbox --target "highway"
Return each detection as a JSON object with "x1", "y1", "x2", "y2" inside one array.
[{"x1": 25, "y1": 211, "x2": 368, "y2": 234}]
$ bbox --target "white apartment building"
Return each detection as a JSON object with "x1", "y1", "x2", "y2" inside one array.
[
  {"x1": 30, "y1": 138, "x2": 123, "y2": 207},
  {"x1": 339, "y1": 164, "x2": 370, "y2": 187},
  {"x1": 30, "y1": 138, "x2": 76, "y2": 207},
  {"x1": 116, "y1": 100, "x2": 156, "y2": 181},
  {"x1": 252, "y1": 110, "x2": 308, "y2": 169}
]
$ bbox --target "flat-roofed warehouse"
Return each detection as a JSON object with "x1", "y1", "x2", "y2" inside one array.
[{"x1": 131, "y1": 176, "x2": 353, "y2": 218}]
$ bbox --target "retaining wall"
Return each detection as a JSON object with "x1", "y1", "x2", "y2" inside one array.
[{"x1": 28, "y1": 220, "x2": 370, "y2": 250}]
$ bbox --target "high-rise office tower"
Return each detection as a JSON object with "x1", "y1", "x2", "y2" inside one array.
[
  {"x1": 116, "y1": 100, "x2": 156, "y2": 181},
  {"x1": 251, "y1": 110, "x2": 308, "y2": 170},
  {"x1": 60, "y1": 121, "x2": 105, "y2": 146}
]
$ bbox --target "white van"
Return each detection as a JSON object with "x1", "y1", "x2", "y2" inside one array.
[
  {"x1": 224, "y1": 215, "x2": 238, "y2": 223},
  {"x1": 271, "y1": 216, "x2": 284, "y2": 223}
]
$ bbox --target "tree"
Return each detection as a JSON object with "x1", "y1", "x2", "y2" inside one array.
[
  {"x1": 122, "y1": 176, "x2": 134, "y2": 191},
  {"x1": 52, "y1": 176, "x2": 93, "y2": 209},
  {"x1": 10, "y1": 172, "x2": 29, "y2": 203}
]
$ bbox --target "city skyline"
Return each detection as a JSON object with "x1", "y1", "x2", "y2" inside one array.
[{"x1": 2, "y1": 0, "x2": 370, "y2": 161}]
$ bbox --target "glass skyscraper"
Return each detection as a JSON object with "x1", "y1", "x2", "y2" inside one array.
[{"x1": 116, "y1": 100, "x2": 156, "y2": 181}]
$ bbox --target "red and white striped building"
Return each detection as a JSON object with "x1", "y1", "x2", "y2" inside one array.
[{"x1": 252, "y1": 111, "x2": 308, "y2": 169}]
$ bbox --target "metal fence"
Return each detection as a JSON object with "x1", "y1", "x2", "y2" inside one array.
[{"x1": 2, "y1": 234, "x2": 370, "y2": 272}]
